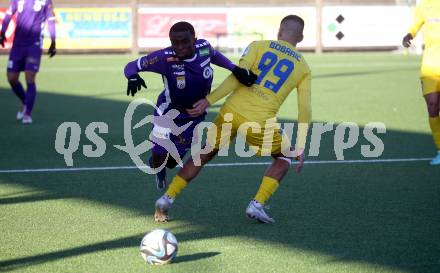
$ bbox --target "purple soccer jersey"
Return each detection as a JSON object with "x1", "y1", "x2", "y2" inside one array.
[
  {"x1": 3, "y1": 0, "x2": 55, "y2": 46},
  {"x1": 0, "y1": 0, "x2": 56, "y2": 117},
  {"x1": 124, "y1": 39, "x2": 237, "y2": 156},
  {"x1": 1, "y1": 0, "x2": 56, "y2": 72}
]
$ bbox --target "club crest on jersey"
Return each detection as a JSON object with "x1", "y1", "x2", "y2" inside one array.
[
  {"x1": 199, "y1": 47, "x2": 210, "y2": 57},
  {"x1": 203, "y1": 66, "x2": 213, "y2": 79},
  {"x1": 176, "y1": 76, "x2": 186, "y2": 89}
]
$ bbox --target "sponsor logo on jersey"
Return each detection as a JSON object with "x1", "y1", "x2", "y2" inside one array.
[
  {"x1": 172, "y1": 64, "x2": 184, "y2": 70},
  {"x1": 203, "y1": 66, "x2": 213, "y2": 79},
  {"x1": 176, "y1": 76, "x2": 186, "y2": 89},
  {"x1": 199, "y1": 47, "x2": 210, "y2": 57},
  {"x1": 173, "y1": 71, "x2": 185, "y2": 76}
]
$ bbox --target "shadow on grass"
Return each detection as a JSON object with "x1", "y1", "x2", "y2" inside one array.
[
  {"x1": 173, "y1": 252, "x2": 221, "y2": 264},
  {"x1": 0, "y1": 85, "x2": 439, "y2": 273}
]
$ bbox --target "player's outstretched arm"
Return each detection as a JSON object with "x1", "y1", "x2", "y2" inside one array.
[
  {"x1": 210, "y1": 47, "x2": 257, "y2": 87},
  {"x1": 0, "y1": 5, "x2": 15, "y2": 48},
  {"x1": 402, "y1": 33, "x2": 413, "y2": 48},
  {"x1": 47, "y1": 16, "x2": 56, "y2": 57}
]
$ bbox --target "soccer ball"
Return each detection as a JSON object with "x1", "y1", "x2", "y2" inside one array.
[{"x1": 140, "y1": 229, "x2": 178, "y2": 265}]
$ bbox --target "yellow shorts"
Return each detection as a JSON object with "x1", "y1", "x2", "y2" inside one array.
[
  {"x1": 206, "y1": 108, "x2": 292, "y2": 157},
  {"x1": 421, "y1": 76, "x2": 440, "y2": 95}
]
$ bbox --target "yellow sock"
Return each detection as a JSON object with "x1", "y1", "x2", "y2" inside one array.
[
  {"x1": 429, "y1": 117, "x2": 440, "y2": 150},
  {"x1": 165, "y1": 175, "x2": 188, "y2": 199},
  {"x1": 254, "y1": 176, "x2": 280, "y2": 205}
]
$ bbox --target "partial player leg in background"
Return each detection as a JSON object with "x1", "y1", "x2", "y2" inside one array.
[
  {"x1": 7, "y1": 71, "x2": 26, "y2": 120},
  {"x1": 22, "y1": 70, "x2": 38, "y2": 124},
  {"x1": 424, "y1": 91, "x2": 440, "y2": 165},
  {"x1": 421, "y1": 77, "x2": 440, "y2": 165},
  {"x1": 21, "y1": 45, "x2": 43, "y2": 124},
  {"x1": 7, "y1": 46, "x2": 26, "y2": 120}
]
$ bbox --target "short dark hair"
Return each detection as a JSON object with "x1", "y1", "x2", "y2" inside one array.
[
  {"x1": 281, "y1": 15, "x2": 304, "y2": 31},
  {"x1": 169, "y1": 21, "x2": 195, "y2": 37}
]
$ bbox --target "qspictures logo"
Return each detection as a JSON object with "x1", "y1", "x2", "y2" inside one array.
[{"x1": 54, "y1": 99, "x2": 386, "y2": 173}]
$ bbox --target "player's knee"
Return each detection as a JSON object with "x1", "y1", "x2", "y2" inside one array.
[
  {"x1": 7, "y1": 74, "x2": 19, "y2": 86},
  {"x1": 25, "y1": 72, "x2": 37, "y2": 84}
]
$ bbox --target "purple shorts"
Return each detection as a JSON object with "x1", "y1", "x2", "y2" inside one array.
[
  {"x1": 151, "y1": 116, "x2": 205, "y2": 159},
  {"x1": 151, "y1": 92, "x2": 205, "y2": 158},
  {"x1": 7, "y1": 44, "x2": 42, "y2": 72}
]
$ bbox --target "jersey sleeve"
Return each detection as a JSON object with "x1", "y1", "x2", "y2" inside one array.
[
  {"x1": 210, "y1": 46, "x2": 236, "y2": 71},
  {"x1": 239, "y1": 41, "x2": 259, "y2": 71},
  {"x1": 408, "y1": 2, "x2": 424, "y2": 37},
  {"x1": 206, "y1": 41, "x2": 259, "y2": 105},
  {"x1": 1, "y1": 0, "x2": 17, "y2": 35},
  {"x1": 295, "y1": 64, "x2": 312, "y2": 150},
  {"x1": 45, "y1": 0, "x2": 56, "y2": 41},
  {"x1": 124, "y1": 50, "x2": 167, "y2": 78}
]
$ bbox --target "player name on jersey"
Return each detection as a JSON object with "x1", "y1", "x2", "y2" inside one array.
[{"x1": 269, "y1": 41, "x2": 301, "y2": 61}]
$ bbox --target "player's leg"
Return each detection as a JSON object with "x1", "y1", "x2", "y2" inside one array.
[
  {"x1": 22, "y1": 70, "x2": 37, "y2": 124},
  {"x1": 245, "y1": 126, "x2": 292, "y2": 223},
  {"x1": 154, "y1": 111, "x2": 234, "y2": 222},
  {"x1": 154, "y1": 149, "x2": 218, "y2": 222},
  {"x1": 421, "y1": 77, "x2": 440, "y2": 164},
  {"x1": 6, "y1": 46, "x2": 26, "y2": 119},
  {"x1": 149, "y1": 148, "x2": 169, "y2": 191},
  {"x1": 22, "y1": 45, "x2": 42, "y2": 124}
]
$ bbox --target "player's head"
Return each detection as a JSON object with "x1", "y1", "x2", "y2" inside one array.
[
  {"x1": 169, "y1": 21, "x2": 196, "y2": 60},
  {"x1": 277, "y1": 15, "x2": 304, "y2": 46}
]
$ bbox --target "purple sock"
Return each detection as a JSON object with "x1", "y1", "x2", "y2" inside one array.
[
  {"x1": 11, "y1": 81, "x2": 26, "y2": 103},
  {"x1": 24, "y1": 82, "x2": 36, "y2": 115}
]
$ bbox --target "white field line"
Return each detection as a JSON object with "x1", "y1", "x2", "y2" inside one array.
[{"x1": 0, "y1": 157, "x2": 432, "y2": 174}]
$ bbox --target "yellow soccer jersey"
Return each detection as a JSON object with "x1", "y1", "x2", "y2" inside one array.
[
  {"x1": 409, "y1": 0, "x2": 440, "y2": 76},
  {"x1": 207, "y1": 39, "x2": 311, "y2": 148}
]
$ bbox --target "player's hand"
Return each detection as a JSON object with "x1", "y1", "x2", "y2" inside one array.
[
  {"x1": 294, "y1": 149, "x2": 305, "y2": 173},
  {"x1": 0, "y1": 33, "x2": 6, "y2": 48},
  {"x1": 126, "y1": 74, "x2": 147, "y2": 97},
  {"x1": 186, "y1": 98, "x2": 210, "y2": 117},
  {"x1": 402, "y1": 33, "x2": 413, "y2": 48},
  {"x1": 232, "y1": 66, "x2": 258, "y2": 87},
  {"x1": 48, "y1": 41, "x2": 56, "y2": 58}
]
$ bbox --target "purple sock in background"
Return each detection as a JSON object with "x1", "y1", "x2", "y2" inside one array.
[
  {"x1": 11, "y1": 81, "x2": 26, "y2": 103},
  {"x1": 25, "y1": 82, "x2": 36, "y2": 115}
]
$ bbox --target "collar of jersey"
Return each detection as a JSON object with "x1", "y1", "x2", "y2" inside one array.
[{"x1": 182, "y1": 54, "x2": 197, "y2": 62}]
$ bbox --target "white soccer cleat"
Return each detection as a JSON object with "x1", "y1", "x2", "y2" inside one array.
[
  {"x1": 22, "y1": 114, "x2": 32, "y2": 124},
  {"x1": 16, "y1": 105, "x2": 26, "y2": 120},
  {"x1": 154, "y1": 195, "x2": 174, "y2": 223},
  {"x1": 246, "y1": 200, "x2": 275, "y2": 224}
]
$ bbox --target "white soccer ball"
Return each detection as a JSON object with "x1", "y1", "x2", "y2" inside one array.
[{"x1": 140, "y1": 229, "x2": 178, "y2": 265}]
